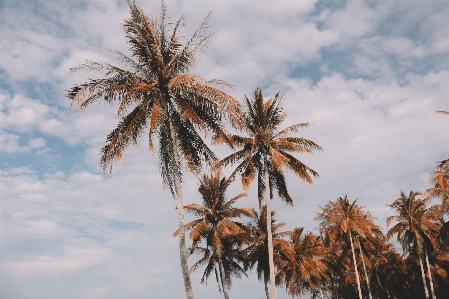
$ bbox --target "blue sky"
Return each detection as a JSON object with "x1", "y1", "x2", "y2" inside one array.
[{"x1": 1, "y1": 0, "x2": 448, "y2": 298}]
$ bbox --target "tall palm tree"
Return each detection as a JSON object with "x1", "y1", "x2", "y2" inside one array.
[
  {"x1": 216, "y1": 88, "x2": 322, "y2": 298},
  {"x1": 386, "y1": 191, "x2": 441, "y2": 299},
  {"x1": 316, "y1": 196, "x2": 379, "y2": 299},
  {"x1": 245, "y1": 206, "x2": 293, "y2": 299},
  {"x1": 66, "y1": 2, "x2": 240, "y2": 298},
  {"x1": 175, "y1": 172, "x2": 254, "y2": 299},
  {"x1": 282, "y1": 228, "x2": 327, "y2": 299}
]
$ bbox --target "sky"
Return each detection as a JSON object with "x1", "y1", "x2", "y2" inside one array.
[{"x1": 1, "y1": 0, "x2": 448, "y2": 298}]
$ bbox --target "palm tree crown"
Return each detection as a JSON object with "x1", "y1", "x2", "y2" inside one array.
[
  {"x1": 426, "y1": 158, "x2": 449, "y2": 213},
  {"x1": 386, "y1": 191, "x2": 441, "y2": 255},
  {"x1": 245, "y1": 206, "x2": 293, "y2": 299},
  {"x1": 67, "y1": 0, "x2": 239, "y2": 183},
  {"x1": 217, "y1": 88, "x2": 322, "y2": 205},
  {"x1": 281, "y1": 228, "x2": 328, "y2": 298}
]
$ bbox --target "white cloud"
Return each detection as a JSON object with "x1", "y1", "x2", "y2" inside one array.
[
  {"x1": 0, "y1": 93, "x2": 51, "y2": 132},
  {"x1": 27, "y1": 137, "x2": 46, "y2": 149},
  {"x1": 324, "y1": 0, "x2": 379, "y2": 41},
  {"x1": 0, "y1": 133, "x2": 23, "y2": 153}
]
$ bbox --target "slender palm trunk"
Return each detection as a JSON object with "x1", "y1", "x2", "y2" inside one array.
[
  {"x1": 357, "y1": 237, "x2": 373, "y2": 299},
  {"x1": 167, "y1": 108, "x2": 194, "y2": 299},
  {"x1": 296, "y1": 274, "x2": 304, "y2": 299},
  {"x1": 264, "y1": 275, "x2": 270, "y2": 299},
  {"x1": 331, "y1": 270, "x2": 338, "y2": 299},
  {"x1": 349, "y1": 232, "x2": 363, "y2": 299},
  {"x1": 418, "y1": 253, "x2": 430, "y2": 299},
  {"x1": 424, "y1": 249, "x2": 436, "y2": 299},
  {"x1": 385, "y1": 278, "x2": 391, "y2": 299},
  {"x1": 319, "y1": 288, "x2": 324, "y2": 299},
  {"x1": 217, "y1": 250, "x2": 230, "y2": 299},
  {"x1": 264, "y1": 158, "x2": 276, "y2": 299}
]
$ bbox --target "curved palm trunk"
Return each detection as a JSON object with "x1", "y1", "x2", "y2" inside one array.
[
  {"x1": 424, "y1": 249, "x2": 436, "y2": 299},
  {"x1": 418, "y1": 253, "x2": 430, "y2": 299},
  {"x1": 168, "y1": 113, "x2": 194, "y2": 299},
  {"x1": 264, "y1": 159, "x2": 276, "y2": 299},
  {"x1": 357, "y1": 237, "x2": 373, "y2": 299},
  {"x1": 349, "y1": 232, "x2": 363, "y2": 299},
  {"x1": 217, "y1": 251, "x2": 230, "y2": 299}
]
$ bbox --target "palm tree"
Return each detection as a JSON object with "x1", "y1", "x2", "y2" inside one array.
[
  {"x1": 66, "y1": 2, "x2": 240, "y2": 298},
  {"x1": 316, "y1": 196, "x2": 379, "y2": 299},
  {"x1": 216, "y1": 88, "x2": 322, "y2": 298},
  {"x1": 175, "y1": 172, "x2": 254, "y2": 299},
  {"x1": 426, "y1": 158, "x2": 449, "y2": 213},
  {"x1": 188, "y1": 234, "x2": 248, "y2": 296},
  {"x1": 282, "y1": 228, "x2": 327, "y2": 299},
  {"x1": 386, "y1": 191, "x2": 441, "y2": 299},
  {"x1": 245, "y1": 206, "x2": 293, "y2": 299},
  {"x1": 370, "y1": 239, "x2": 407, "y2": 298}
]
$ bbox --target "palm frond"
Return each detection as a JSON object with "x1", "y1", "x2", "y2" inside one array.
[{"x1": 100, "y1": 99, "x2": 151, "y2": 172}]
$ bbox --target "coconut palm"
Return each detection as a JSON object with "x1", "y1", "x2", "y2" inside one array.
[
  {"x1": 216, "y1": 88, "x2": 322, "y2": 299},
  {"x1": 66, "y1": 2, "x2": 240, "y2": 298},
  {"x1": 370, "y1": 240, "x2": 407, "y2": 298},
  {"x1": 188, "y1": 234, "x2": 248, "y2": 296},
  {"x1": 245, "y1": 206, "x2": 293, "y2": 299},
  {"x1": 282, "y1": 228, "x2": 327, "y2": 299},
  {"x1": 386, "y1": 191, "x2": 441, "y2": 299},
  {"x1": 316, "y1": 196, "x2": 379, "y2": 299},
  {"x1": 426, "y1": 158, "x2": 449, "y2": 213},
  {"x1": 175, "y1": 172, "x2": 254, "y2": 299}
]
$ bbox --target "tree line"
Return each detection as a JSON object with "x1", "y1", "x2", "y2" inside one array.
[
  {"x1": 66, "y1": 1, "x2": 448, "y2": 298},
  {"x1": 174, "y1": 161, "x2": 448, "y2": 299}
]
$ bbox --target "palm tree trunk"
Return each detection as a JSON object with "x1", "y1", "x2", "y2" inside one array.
[
  {"x1": 349, "y1": 232, "x2": 363, "y2": 299},
  {"x1": 385, "y1": 278, "x2": 391, "y2": 299},
  {"x1": 424, "y1": 249, "x2": 436, "y2": 299},
  {"x1": 216, "y1": 249, "x2": 230, "y2": 299},
  {"x1": 331, "y1": 270, "x2": 338, "y2": 299},
  {"x1": 418, "y1": 253, "x2": 430, "y2": 299},
  {"x1": 357, "y1": 237, "x2": 373, "y2": 299},
  {"x1": 264, "y1": 275, "x2": 270, "y2": 299},
  {"x1": 296, "y1": 275, "x2": 304, "y2": 299},
  {"x1": 168, "y1": 113, "x2": 194, "y2": 299},
  {"x1": 319, "y1": 288, "x2": 324, "y2": 299},
  {"x1": 265, "y1": 158, "x2": 276, "y2": 299}
]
